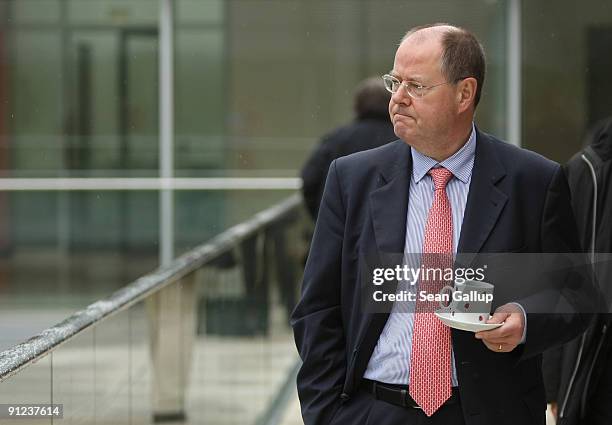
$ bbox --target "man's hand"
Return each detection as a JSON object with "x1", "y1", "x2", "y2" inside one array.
[{"x1": 474, "y1": 303, "x2": 525, "y2": 352}]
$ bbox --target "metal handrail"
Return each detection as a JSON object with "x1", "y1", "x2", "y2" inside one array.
[{"x1": 0, "y1": 193, "x2": 302, "y2": 382}]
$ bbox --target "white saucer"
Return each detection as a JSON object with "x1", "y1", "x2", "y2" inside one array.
[{"x1": 434, "y1": 310, "x2": 503, "y2": 332}]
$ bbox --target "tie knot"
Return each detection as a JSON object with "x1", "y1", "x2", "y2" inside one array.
[{"x1": 428, "y1": 167, "x2": 453, "y2": 190}]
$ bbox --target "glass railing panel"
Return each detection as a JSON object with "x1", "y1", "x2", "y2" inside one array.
[
  {"x1": 129, "y1": 301, "x2": 153, "y2": 424},
  {"x1": 0, "y1": 194, "x2": 306, "y2": 425},
  {"x1": 188, "y1": 216, "x2": 305, "y2": 424},
  {"x1": 0, "y1": 355, "x2": 52, "y2": 425},
  {"x1": 92, "y1": 310, "x2": 130, "y2": 424},
  {"x1": 52, "y1": 327, "x2": 95, "y2": 423}
]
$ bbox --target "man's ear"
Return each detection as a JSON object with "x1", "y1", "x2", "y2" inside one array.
[{"x1": 456, "y1": 77, "x2": 477, "y2": 113}]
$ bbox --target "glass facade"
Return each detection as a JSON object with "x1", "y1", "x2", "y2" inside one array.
[
  {"x1": 0, "y1": 0, "x2": 511, "y2": 268},
  {"x1": 1, "y1": 0, "x2": 511, "y2": 178},
  {"x1": 523, "y1": 0, "x2": 612, "y2": 161},
  {"x1": 1, "y1": 1, "x2": 610, "y2": 173}
]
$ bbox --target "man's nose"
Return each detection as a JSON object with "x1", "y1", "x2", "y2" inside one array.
[{"x1": 391, "y1": 85, "x2": 411, "y2": 105}]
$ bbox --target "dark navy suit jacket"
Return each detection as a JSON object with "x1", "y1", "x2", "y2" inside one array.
[{"x1": 291, "y1": 130, "x2": 593, "y2": 425}]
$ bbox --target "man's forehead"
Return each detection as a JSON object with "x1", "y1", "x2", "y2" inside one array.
[
  {"x1": 399, "y1": 29, "x2": 443, "y2": 53},
  {"x1": 393, "y1": 36, "x2": 442, "y2": 78}
]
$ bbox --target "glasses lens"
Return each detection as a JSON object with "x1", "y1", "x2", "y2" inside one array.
[
  {"x1": 382, "y1": 75, "x2": 396, "y2": 93},
  {"x1": 406, "y1": 82, "x2": 423, "y2": 98}
]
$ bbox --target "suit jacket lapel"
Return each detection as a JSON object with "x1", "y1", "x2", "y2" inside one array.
[
  {"x1": 457, "y1": 130, "x2": 508, "y2": 255},
  {"x1": 369, "y1": 142, "x2": 413, "y2": 254}
]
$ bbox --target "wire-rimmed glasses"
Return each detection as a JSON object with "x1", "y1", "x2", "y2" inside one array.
[{"x1": 382, "y1": 74, "x2": 460, "y2": 99}]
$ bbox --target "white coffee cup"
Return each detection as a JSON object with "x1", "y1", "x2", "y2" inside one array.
[{"x1": 438, "y1": 280, "x2": 494, "y2": 324}]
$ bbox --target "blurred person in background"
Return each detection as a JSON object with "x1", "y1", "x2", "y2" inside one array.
[
  {"x1": 301, "y1": 77, "x2": 396, "y2": 221},
  {"x1": 544, "y1": 117, "x2": 612, "y2": 425}
]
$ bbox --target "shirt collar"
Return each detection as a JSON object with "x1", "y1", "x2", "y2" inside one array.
[{"x1": 411, "y1": 123, "x2": 476, "y2": 184}]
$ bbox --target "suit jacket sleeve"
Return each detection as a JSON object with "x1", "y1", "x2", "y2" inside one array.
[
  {"x1": 519, "y1": 165, "x2": 597, "y2": 359},
  {"x1": 291, "y1": 159, "x2": 347, "y2": 425}
]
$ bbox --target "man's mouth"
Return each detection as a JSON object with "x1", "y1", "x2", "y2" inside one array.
[{"x1": 394, "y1": 113, "x2": 414, "y2": 121}]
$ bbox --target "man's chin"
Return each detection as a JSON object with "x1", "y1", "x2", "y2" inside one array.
[
  {"x1": 394, "y1": 116, "x2": 416, "y2": 128},
  {"x1": 393, "y1": 124, "x2": 416, "y2": 141}
]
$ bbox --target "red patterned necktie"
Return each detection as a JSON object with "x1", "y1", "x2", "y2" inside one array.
[{"x1": 409, "y1": 167, "x2": 454, "y2": 416}]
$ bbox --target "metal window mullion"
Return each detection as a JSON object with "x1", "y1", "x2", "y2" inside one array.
[
  {"x1": 159, "y1": 0, "x2": 174, "y2": 266},
  {"x1": 507, "y1": 0, "x2": 522, "y2": 147}
]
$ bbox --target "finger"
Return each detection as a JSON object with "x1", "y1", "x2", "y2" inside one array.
[
  {"x1": 480, "y1": 334, "x2": 512, "y2": 345},
  {"x1": 482, "y1": 340, "x2": 509, "y2": 353},
  {"x1": 477, "y1": 331, "x2": 511, "y2": 344},
  {"x1": 475, "y1": 325, "x2": 508, "y2": 340},
  {"x1": 476, "y1": 321, "x2": 521, "y2": 343},
  {"x1": 475, "y1": 328, "x2": 500, "y2": 339},
  {"x1": 482, "y1": 340, "x2": 496, "y2": 351},
  {"x1": 483, "y1": 337, "x2": 520, "y2": 353},
  {"x1": 479, "y1": 331, "x2": 522, "y2": 346}
]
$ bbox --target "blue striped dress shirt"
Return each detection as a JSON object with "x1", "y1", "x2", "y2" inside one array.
[{"x1": 363, "y1": 124, "x2": 476, "y2": 386}]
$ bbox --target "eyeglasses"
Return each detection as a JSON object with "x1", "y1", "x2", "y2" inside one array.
[{"x1": 382, "y1": 74, "x2": 458, "y2": 99}]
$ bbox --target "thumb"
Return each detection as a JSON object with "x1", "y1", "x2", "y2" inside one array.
[{"x1": 486, "y1": 310, "x2": 510, "y2": 324}]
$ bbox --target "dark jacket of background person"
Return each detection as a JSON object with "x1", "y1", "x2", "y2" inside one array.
[
  {"x1": 300, "y1": 77, "x2": 397, "y2": 220},
  {"x1": 543, "y1": 117, "x2": 612, "y2": 425}
]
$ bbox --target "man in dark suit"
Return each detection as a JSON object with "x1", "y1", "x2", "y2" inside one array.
[{"x1": 291, "y1": 23, "x2": 594, "y2": 425}]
